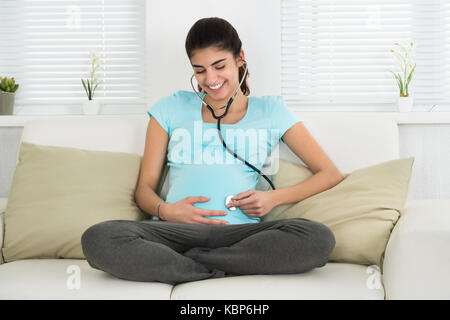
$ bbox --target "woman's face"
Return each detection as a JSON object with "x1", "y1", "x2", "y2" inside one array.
[{"x1": 190, "y1": 46, "x2": 245, "y2": 101}]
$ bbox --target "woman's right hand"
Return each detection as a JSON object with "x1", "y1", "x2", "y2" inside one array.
[{"x1": 159, "y1": 196, "x2": 229, "y2": 225}]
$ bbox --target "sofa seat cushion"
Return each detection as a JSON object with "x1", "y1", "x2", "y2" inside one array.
[
  {"x1": 0, "y1": 259, "x2": 172, "y2": 300},
  {"x1": 170, "y1": 262, "x2": 384, "y2": 300}
]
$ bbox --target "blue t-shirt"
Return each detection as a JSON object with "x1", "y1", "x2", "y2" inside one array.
[{"x1": 147, "y1": 90, "x2": 301, "y2": 224}]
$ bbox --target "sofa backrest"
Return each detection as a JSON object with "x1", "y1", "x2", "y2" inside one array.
[
  {"x1": 19, "y1": 114, "x2": 399, "y2": 197},
  {"x1": 20, "y1": 116, "x2": 149, "y2": 156},
  {"x1": 284, "y1": 115, "x2": 399, "y2": 172}
]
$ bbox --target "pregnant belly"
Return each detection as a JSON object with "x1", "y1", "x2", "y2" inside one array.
[{"x1": 165, "y1": 164, "x2": 260, "y2": 224}]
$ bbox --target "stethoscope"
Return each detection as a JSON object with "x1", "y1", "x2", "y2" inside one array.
[{"x1": 190, "y1": 60, "x2": 275, "y2": 211}]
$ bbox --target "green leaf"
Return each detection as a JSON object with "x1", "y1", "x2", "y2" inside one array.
[
  {"x1": 406, "y1": 64, "x2": 416, "y2": 85},
  {"x1": 0, "y1": 76, "x2": 19, "y2": 92},
  {"x1": 87, "y1": 80, "x2": 92, "y2": 100},
  {"x1": 92, "y1": 82, "x2": 99, "y2": 98},
  {"x1": 390, "y1": 71, "x2": 403, "y2": 92},
  {"x1": 81, "y1": 79, "x2": 89, "y2": 98}
]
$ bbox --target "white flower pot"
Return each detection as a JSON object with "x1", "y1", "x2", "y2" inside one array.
[
  {"x1": 397, "y1": 96, "x2": 413, "y2": 112},
  {"x1": 82, "y1": 100, "x2": 102, "y2": 115}
]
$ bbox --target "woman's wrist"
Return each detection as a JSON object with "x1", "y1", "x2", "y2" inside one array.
[
  {"x1": 265, "y1": 189, "x2": 282, "y2": 208},
  {"x1": 157, "y1": 202, "x2": 169, "y2": 221},
  {"x1": 156, "y1": 201, "x2": 164, "y2": 220}
]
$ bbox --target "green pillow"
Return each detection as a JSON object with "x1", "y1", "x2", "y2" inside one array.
[
  {"x1": 262, "y1": 157, "x2": 414, "y2": 267},
  {"x1": 2, "y1": 142, "x2": 146, "y2": 262}
]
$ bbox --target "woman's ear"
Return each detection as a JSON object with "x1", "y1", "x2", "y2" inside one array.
[{"x1": 237, "y1": 49, "x2": 246, "y2": 67}]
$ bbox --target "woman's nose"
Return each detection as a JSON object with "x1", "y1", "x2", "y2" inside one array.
[
  {"x1": 206, "y1": 76, "x2": 219, "y2": 86},
  {"x1": 204, "y1": 69, "x2": 220, "y2": 85}
]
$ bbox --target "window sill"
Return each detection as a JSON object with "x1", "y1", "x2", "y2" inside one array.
[
  {"x1": 1, "y1": 112, "x2": 450, "y2": 127},
  {"x1": 294, "y1": 112, "x2": 450, "y2": 124},
  {"x1": 0, "y1": 114, "x2": 146, "y2": 127}
]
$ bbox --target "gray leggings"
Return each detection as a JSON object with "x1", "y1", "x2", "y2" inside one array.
[{"x1": 81, "y1": 218, "x2": 335, "y2": 285}]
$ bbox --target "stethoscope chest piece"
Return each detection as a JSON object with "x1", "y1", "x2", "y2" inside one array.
[{"x1": 225, "y1": 194, "x2": 236, "y2": 211}]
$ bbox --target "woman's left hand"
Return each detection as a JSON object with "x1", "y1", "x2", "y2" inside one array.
[{"x1": 226, "y1": 190, "x2": 278, "y2": 218}]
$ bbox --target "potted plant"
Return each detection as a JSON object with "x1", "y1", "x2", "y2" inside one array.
[
  {"x1": 389, "y1": 42, "x2": 416, "y2": 112},
  {"x1": 0, "y1": 76, "x2": 19, "y2": 115},
  {"x1": 81, "y1": 51, "x2": 102, "y2": 115}
]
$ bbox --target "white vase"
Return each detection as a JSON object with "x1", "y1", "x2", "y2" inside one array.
[
  {"x1": 397, "y1": 96, "x2": 413, "y2": 112},
  {"x1": 82, "y1": 100, "x2": 102, "y2": 115}
]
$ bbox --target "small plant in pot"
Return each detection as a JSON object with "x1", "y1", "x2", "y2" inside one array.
[
  {"x1": 389, "y1": 42, "x2": 416, "y2": 112},
  {"x1": 81, "y1": 51, "x2": 102, "y2": 115},
  {"x1": 0, "y1": 76, "x2": 19, "y2": 116}
]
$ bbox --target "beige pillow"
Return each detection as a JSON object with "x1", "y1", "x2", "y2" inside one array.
[
  {"x1": 2, "y1": 142, "x2": 146, "y2": 262},
  {"x1": 262, "y1": 157, "x2": 414, "y2": 267}
]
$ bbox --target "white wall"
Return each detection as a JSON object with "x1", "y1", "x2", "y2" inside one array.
[{"x1": 145, "y1": 0, "x2": 281, "y2": 108}]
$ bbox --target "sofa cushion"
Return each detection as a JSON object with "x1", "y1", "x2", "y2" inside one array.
[
  {"x1": 170, "y1": 262, "x2": 384, "y2": 300},
  {"x1": 262, "y1": 157, "x2": 414, "y2": 268},
  {"x1": 2, "y1": 142, "x2": 146, "y2": 262},
  {"x1": 0, "y1": 259, "x2": 172, "y2": 299}
]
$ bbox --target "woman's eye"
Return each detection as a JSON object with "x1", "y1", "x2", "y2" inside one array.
[{"x1": 195, "y1": 66, "x2": 225, "y2": 74}]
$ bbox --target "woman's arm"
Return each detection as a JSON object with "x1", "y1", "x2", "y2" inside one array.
[
  {"x1": 269, "y1": 170, "x2": 343, "y2": 207},
  {"x1": 135, "y1": 185, "x2": 166, "y2": 218},
  {"x1": 272, "y1": 122, "x2": 344, "y2": 206},
  {"x1": 135, "y1": 117, "x2": 169, "y2": 217},
  {"x1": 227, "y1": 122, "x2": 343, "y2": 218}
]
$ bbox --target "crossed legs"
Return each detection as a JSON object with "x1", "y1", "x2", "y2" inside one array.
[{"x1": 81, "y1": 218, "x2": 335, "y2": 285}]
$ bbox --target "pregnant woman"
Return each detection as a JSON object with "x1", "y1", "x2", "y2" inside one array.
[{"x1": 81, "y1": 17, "x2": 343, "y2": 285}]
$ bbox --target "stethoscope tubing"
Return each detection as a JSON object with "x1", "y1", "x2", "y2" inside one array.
[{"x1": 190, "y1": 61, "x2": 276, "y2": 190}]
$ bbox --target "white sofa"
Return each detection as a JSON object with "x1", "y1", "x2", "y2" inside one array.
[{"x1": 1, "y1": 115, "x2": 449, "y2": 300}]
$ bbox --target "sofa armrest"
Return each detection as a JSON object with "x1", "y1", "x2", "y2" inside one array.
[
  {"x1": 383, "y1": 199, "x2": 450, "y2": 299},
  {"x1": 0, "y1": 198, "x2": 7, "y2": 265}
]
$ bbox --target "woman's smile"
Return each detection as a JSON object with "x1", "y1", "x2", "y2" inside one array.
[{"x1": 207, "y1": 80, "x2": 226, "y2": 93}]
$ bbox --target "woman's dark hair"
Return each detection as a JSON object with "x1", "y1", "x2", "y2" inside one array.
[{"x1": 185, "y1": 17, "x2": 250, "y2": 96}]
